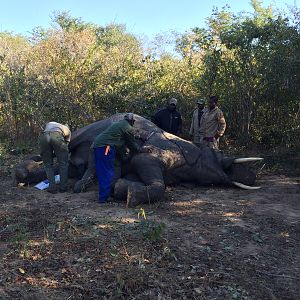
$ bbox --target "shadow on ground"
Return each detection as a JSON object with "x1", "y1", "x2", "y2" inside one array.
[{"x1": 0, "y1": 174, "x2": 299, "y2": 299}]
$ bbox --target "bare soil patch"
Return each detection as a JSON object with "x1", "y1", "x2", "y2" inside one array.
[{"x1": 0, "y1": 164, "x2": 299, "y2": 299}]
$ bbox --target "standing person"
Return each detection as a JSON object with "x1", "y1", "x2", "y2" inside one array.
[
  {"x1": 200, "y1": 95, "x2": 226, "y2": 150},
  {"x1": 74, "y1": 113, "x2": 146, "y2": 203},
  {"x1": 189, "y1": 99, "x2": 206, "y2": 147},
  {"x1": 151, "y1": 98, "x2": 182, "y2": 135},
  {"x1": 39, "y1": 122, "x2": 71, "y2": 193}
]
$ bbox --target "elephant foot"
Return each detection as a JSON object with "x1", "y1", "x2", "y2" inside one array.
[
  {"x1": 73, "y1": 179, "x2": 90, "y2": 193},
  {"x1": 73, "y1": 180, "x2": 83, "y2": 193},
  {"x1": 126, "y1": 184, "x2": 149, "y2": 208},
  {"x1": 114, "y1": 178, "x2": 165, "y2": 207},
  {"x1": 126, "y1": 181, "x2": 165, "y2": 208},
  {"x1": 114, "y1": 179, "x2": 145, "y2": 202}
]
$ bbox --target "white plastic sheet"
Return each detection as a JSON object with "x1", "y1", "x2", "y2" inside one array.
[{"x1": 34, "y1": 175, "x2": 60, "y2": 190}]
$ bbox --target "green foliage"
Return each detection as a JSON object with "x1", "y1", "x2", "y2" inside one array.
[
  {"x1": 0, "y1": 143, "x2": 7, "y2": 156},
  {"x1": 0, "y1": 5, "x2": 299, "y2": 150},
  {"x1": 176, "y1": 3, "x2": 300, "y2": 147},
  {"x1": 2, "y1": 216, "x2": 29, "y2": 243},
  {"x1": 52, "y1": 11, "x2": 95, "y2": 32},
  {"x1": 136, "y1": 220, "x2": 166, "y2": 242}
]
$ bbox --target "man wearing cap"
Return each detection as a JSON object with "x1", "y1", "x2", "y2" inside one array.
[
  {"x1": 200, "y1": 95, "x2": 226, "y2": 150},
  {"x1": 189, "y1": 99, "x2": 206, "y2": 147},
  {"x1": 74, "y1": 113, "x2": 143, "y2": 203},
  {"x1": 39, "y1": 122, "x2": 71, "y2": 193},
  {"x1": 151, "y1": 98, "x2": 182, "y2": 135}
]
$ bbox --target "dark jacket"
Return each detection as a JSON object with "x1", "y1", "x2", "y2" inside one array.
[{"x1": 151, "y1": 108, "x2": 182, "y2": 135}]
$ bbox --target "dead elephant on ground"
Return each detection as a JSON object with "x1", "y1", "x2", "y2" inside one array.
[{"x1": 14, "y1": 113, "x2": 262, "y2": 206}]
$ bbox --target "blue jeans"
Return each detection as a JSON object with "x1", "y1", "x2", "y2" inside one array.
[{"x1": 94, "y1": 146, "x2": 116, "y2": 203}]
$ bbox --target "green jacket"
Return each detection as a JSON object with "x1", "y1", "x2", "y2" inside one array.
[{"x1": 93, "y1": 119, "x2": 140, "y2": 155}]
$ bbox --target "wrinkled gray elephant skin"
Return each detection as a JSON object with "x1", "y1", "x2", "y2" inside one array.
[{"x1": 14, "y1": 113, "x2": 258, "y2": 206}]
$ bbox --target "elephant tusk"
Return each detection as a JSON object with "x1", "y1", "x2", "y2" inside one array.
[
  {"x1": 232, "y1": 181, "x2": 261, "y2": 190},
  {"x1": 234, "y1": 157, "x2": 263, "y2": 163}
]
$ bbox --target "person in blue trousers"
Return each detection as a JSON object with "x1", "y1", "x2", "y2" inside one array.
[
  {"x1": 74, "y1": 113, "x2": 143, "y2": 203},
  {"x1": 94, "y1": 113, "x2": 143, "y2": 202}
]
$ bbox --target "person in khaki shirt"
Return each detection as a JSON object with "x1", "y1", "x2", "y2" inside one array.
[
  {"x1": 200, "y1": 95, "x2": 226, "y2": 150},
  {"x1": 189, "y1": 99, "x2": 206, "y2": 147},
  {"x1": 39, "y1": 122, "x2": 71, "y2": 193}
]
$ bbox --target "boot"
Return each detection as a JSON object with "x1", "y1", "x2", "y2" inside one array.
[
  {"x1": 44, "y1": 166, "x2": 57, "y2": 193},
  {"x1": 59, "y1": 161, "x2": 69, "y2": 192}
]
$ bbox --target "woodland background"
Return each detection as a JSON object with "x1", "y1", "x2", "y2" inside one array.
[{"x1": 0, "y1": 0, "x2": 299, "y2": 153}]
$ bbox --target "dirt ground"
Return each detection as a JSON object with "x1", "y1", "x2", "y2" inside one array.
[{"x1": 0, "y1": 159, "x2": 299, "y2": 299}]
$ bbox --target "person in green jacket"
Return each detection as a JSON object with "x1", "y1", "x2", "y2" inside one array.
[{"x1": 73, "y1": 113, "x2": 143, "y2": 202}]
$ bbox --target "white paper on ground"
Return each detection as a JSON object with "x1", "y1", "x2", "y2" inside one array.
[
  {"x1": 34, "y1": 175, "x2": 60, "y2": 190},
  {"x1": 34, "y1": 181, "x2": 49, "y2": 190}
]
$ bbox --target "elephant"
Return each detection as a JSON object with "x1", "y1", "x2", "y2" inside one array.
[{"x1": 14, "y1": 113, "x2": 262, "y2": 207}]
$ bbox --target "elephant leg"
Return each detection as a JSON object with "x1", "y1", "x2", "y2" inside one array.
[
  {"x1": 114, "y1": 178, "x2": 145, "y2": 201},
  {"x1": 73, "y1": 147, "x2": 96, "y2": 193},
  {"x1": 126, "y1": 155, "x2": 165, "y2": 207}
]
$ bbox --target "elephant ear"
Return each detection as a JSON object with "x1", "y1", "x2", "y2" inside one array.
[
  {"x1": 162, "y1": 133, "x2": 200, "y2": 165},
  {"x1": 133, "y1": 128, "x2": 152, "y2": 142}
]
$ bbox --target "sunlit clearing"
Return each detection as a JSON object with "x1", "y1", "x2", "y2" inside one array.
[
  {"x1": 112, "y1": 217, "x2": 138, "y2": 223},
  {"x1": 227, "y1": 217, "x2": 242, "y2": 224},
  {"x1": 94, "y1": 224, "x2": 114, "y2": 229},
  {"x1": 222, "y1": 212, "x2": 242, "y2": 217},
  {"x1": 19, "y1": 239, "x2": 54, "y2": 260},
  {"x1": 19, "y1": 250, "x2": 42, "y2": 261},
  {"x1": 25, "y1": 277, "x2": 59, "y2": 288},
  {"x1": 28, "y1": 239, "x2": 53, "y2": 246},
  {"x1": 173, "y1": 199, "x2": 206, "y2": 207},
  {"x1": 280, "y1": 232, "x2": 290, "y2": 237},
  {"x1": 235, "y1": 200, "x2": 253, "y2": 206}
]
